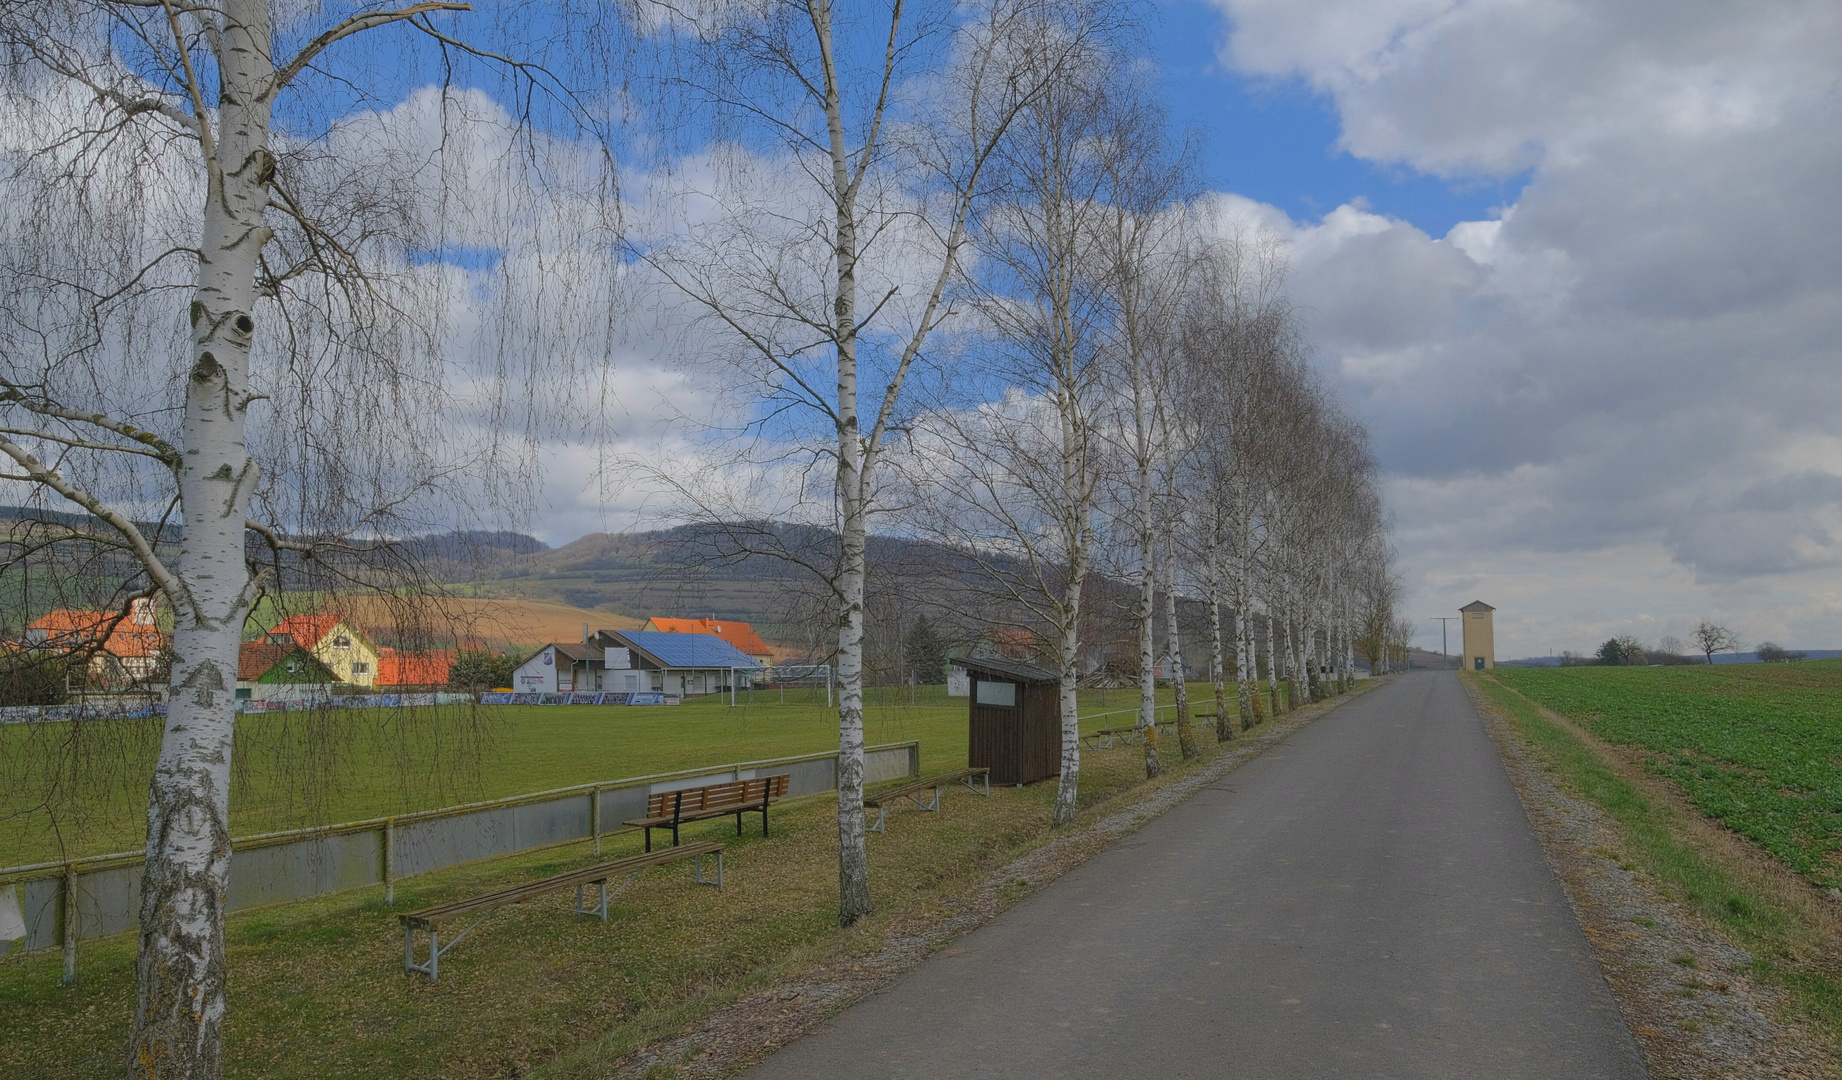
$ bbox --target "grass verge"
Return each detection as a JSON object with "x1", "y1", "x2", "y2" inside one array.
[{"x1": 1469, "y1": 672, "x2": 1842, "y2": 1046}]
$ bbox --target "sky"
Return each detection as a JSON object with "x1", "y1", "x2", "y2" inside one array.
[
  {"x1": 481, "y1": 0, "x2": 1842, "y2": 660},
  {"x1": 1109, "y1": 0, "x2": 1842, "y2": 659},
  {"x1": 11, "y1": 0, "x2": 1836, "y2": 662}
]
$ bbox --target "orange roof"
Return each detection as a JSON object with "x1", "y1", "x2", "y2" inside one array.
[
  {"x1": 645, "y1": 617, "x2": 772, "y2": 657},
  {"x1": 376, "y1": 649, "x2": 454, "y2": 686},
  {"x1": 28, "y1": 608, "x2": 166, "y2": 659},
  {"x1": 265, "y1": 614, "x2": 368, "y2": 651}
]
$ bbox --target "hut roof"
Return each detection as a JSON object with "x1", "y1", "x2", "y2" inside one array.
[{"x1": 956, "y1": 655, "x2": 1057, "y2": 685}]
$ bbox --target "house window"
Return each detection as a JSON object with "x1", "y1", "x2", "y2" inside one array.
[
  {"x1": 624, "y1": 674, "x2": 638, "y2": 690},
  {"x1": 975, "y1": 680, "x2": 1016, "y2": 707},
  {"x1": 333, "y1": 635, "x2": 352, "y2": 649},
  {"x1": 286, "y1": 660, "x2": 299, "y2": 674},
  {"x1": 350, "y1": 661, "x2": 370, "y2": 675}
]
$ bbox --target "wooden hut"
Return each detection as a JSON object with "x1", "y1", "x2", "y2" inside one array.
[{"x1": 958, "y1": 656, "x2": 1061, "y2": 786}]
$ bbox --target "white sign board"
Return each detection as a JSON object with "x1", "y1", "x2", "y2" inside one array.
[{"x1": 947, "y1": 666, "x2": 969, "y2": 697}]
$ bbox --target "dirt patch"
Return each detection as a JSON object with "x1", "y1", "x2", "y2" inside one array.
[
  {"x1": 1467, "y1": 680, "x2": 1842, "y2": 1079},
  {"x1": 608, "y1": 689, "x2": 1370, "y2": 1079}
]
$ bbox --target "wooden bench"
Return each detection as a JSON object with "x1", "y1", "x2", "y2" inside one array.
[
  {"x1": 399, "y1": 841, "x2": 723, "y2": 980},
  {"x1": 624, "y1": 774, "x2": 791, "y2": 852},
  {"x1": 863, "y1": 768, "x2": 990, "y2": 834},
  {"x1": 1080, "y1": 719, "x2": 1180, "y2": 750}
]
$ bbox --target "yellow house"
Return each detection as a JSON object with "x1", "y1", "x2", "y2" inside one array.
[
  {"x1": 264, "y1": 614, "x2": 380, "y2": 687},
  {"x1": 1460, "y1": 601, "x2": 1496, "y2": 671}
]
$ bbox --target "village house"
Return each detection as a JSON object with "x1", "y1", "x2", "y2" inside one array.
[
  {"x1": 642, "y1": 617, "x2": 776, "y2": 670},
  {"x1": 509, "y1": 628, "x2": 762, "y2": 697},
  {"x1": 236, "y1": 642, "x2": 338, "y2": 700},
  {"x1": 24, "y1": 597, "x2": 167, "y2": 686},
  {"x1": 262, "y1": 614, "x2": 380, "y2": 687}
]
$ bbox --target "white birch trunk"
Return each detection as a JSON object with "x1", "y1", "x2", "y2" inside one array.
[
  {"x1": 132, "y1": 3, "x2": 273, "y2": 1072},
  {"x1": 1164, "y1": 535, "x2": 1195, "y2": 759},
  {"x1": 1206, "y1": 550, "x2": 1231, "y2": 743},
  {"x1": 817, "y1": 2, "x2": 870, "y2": 924}
]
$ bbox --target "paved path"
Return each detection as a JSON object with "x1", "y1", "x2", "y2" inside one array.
[{"x1": 742, "y1": 672, "x2": 1647, "y2": 1079}]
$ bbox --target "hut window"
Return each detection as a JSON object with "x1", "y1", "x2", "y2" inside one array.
[{"x1": 975, "y1": 679, "x2": 1016, "y2": 707}]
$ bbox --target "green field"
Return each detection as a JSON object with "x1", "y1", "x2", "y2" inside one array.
[
  {"x1": 1, "y1": 682, "x2": 1243, "y2": 867},
  {"x1": 1491, "y1": 661, "x2": 1842, "y2": 888}
]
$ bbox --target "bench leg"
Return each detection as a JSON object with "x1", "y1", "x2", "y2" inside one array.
[
  {"x1": 671, "y1": 820, "x2": 680, "y2": 848},
  {"x1": 643, "y1": 826, "x2": 652, "y2": 853},
  {"x1": 907, "y1": 787, "x2": 940, "y2": 813},
  {"x1": 965, "y1": 773, "x2": 989, "y2": 797},
  {"x1": 574, "y1": 881, "x2": 610, "y2": 921},
  {"x1": 868, "y1": 805, "x2": 887, "y2": 834},
  {"x1": 405, "y1": 925, "x2": 439, "y2": 980},
  {"x1": 761, "y1": 805, "x2": 769, "y2": 838},
  {"x1": 735, "y1": 809, "x2": 744, "y2": 836},
  {"x1": 694, "y1": 850, "x2": 723, "y2": 888}
]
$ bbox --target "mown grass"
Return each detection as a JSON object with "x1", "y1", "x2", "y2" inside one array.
[
  {"x1": 1493, "y1": 661, "x2": 1842, "y2": 887},
  {"x1": 0, "y1": 687, "x2": 1320, "y2": 1080},
  {"x1": 0, "y1": 683, "x2": 1240, "y2": 868},
  {"x1": 1471, "y1": 674, "x2": 1842, "y2": 1043}
]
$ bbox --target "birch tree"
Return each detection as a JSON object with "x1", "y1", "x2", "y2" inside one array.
[
  {"x1": 0, "y1": 3, "x2": 609, "y2": 1073},
  {"x1": 627, "y1": 0, "x2": 1094, "y2": 922},
  {"x1": 1092, "y1": 113, "x2": 1191, "y2": 778}
]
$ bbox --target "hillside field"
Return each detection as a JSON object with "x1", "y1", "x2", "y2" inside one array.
[
  {"x1": 1490, "y1": 661, "x2": 1842, "y2": 888},
  {"x1": 1, "y1": 683, "x2": 1229, "y2": 867}
]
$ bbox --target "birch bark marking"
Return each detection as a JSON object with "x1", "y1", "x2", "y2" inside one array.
[
  {"x1": 1206, "y1": 546, "x2": 1232, "y2": 744},
  {"x1": 814, "y1": 0, "x2": 872, "y2": 925},
  {"x1": 1052, "y1": 384, "x2": 1091, "y2": 827},
  {"x1": 1131, "y1": 313, "x2": 1160, "y2": 777},
  {"x1": 132, "y1": 3, "x2": 273, "y2": 1074},
  {"x1": 1164, "y1": 534, "x2": 1196, "y2": 759}
]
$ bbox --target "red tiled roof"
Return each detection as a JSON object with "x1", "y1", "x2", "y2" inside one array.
[
  {"x1": 238, "y1": 642, "x2": 290, "y2": 680},
  {"x1": 28, "y1": 608, "x2": 167, "y2": 659},
  {"x1": 376, "y1": 649, "x2": 455, "y2": 686},
  {"x1": 645, "y1": 617, "x2": 772, "y2": 657}
]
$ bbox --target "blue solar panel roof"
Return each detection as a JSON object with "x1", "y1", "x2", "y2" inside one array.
[{"x1": 618, "y1": 630, "x2": 762, "y2": 669}]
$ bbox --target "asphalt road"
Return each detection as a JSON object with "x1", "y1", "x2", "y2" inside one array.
[{"x1": 741, "y1": 671, "x2": 1648, "y2": 1079}]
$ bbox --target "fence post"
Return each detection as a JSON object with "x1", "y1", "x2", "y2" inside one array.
[
  {"x1": 589, "y1": 787, "x2": 601, "y2": 857},
  {"x1": 61, "y1": 863, "x2": 76, "y2": 986},
  {"x1": 383, "y1": 818, "x2": 395, "y2": 907}
]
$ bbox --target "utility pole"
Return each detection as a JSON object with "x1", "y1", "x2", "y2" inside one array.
[{"x1": 1429, "y1": 617, "x2": 1457, "y2": 671}]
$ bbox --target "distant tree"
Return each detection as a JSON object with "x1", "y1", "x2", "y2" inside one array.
[
  {"x1": 1596, "y1": 636, "x2": 1646, "y2": 666},
  {"x1": 449, "y1": 650, "x2": 519, "y2": 691},
  {"x1": 1692, "y1": 620, "x2": 1740, "y2": 665},
  {"x1": 1756, "y1": 641, "x2": 1806, "y2": 663},
  {"x1": 902, "y1": 617, "x2": 949, "y2": 684},
  {"x1": 0, "y1": 651, "x2": 72, "y2": 706}
]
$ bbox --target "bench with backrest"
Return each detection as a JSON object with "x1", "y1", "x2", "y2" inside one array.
[
  {"x1": 398, "y1": 841, "x2": 723, "y2": 980},
  {"x1": 624, "y1": 774, "x2": 791, "y2": 852},
  {"x1": 863, "y1": 768, "x2": 990, "y2": 834}
]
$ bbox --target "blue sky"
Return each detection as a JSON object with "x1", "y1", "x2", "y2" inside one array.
[{"x1": 1148, "y1": 1, "x2": 1527, "y2": 237}]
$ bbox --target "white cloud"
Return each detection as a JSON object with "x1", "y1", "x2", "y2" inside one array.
[{"x1": 1200, "y1": 0, "x2": 1842, "y2": 655}]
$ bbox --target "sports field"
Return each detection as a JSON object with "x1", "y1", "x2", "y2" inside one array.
[
  {"x1": 0, "y1": 683, "x2": 1222, "y2": 867},
  {"x1": 1491, "y1": 660, "x2": 1842, "y2": 888}
]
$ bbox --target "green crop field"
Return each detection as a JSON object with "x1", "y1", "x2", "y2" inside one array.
[
  {"x1": 0, "y1": 682, "x2": 1244, "y2": 867},
  {"x1": 1491, "y1": 661, "x2": 1842, "y2": 888}
]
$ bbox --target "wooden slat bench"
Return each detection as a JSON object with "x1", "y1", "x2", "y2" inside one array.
[
  {"x1": 399, "y1": 841, "x2": 723, "y2": 980},
  {"x1": 1079, "y1": 719, "x2": 1180, "y2": 750},
  {"x1": 624, "y1": 774, "x2": 791, "y2": 852},
  {"x1": 863, "y1": 768, "x2": 990, "y2": 834}
]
